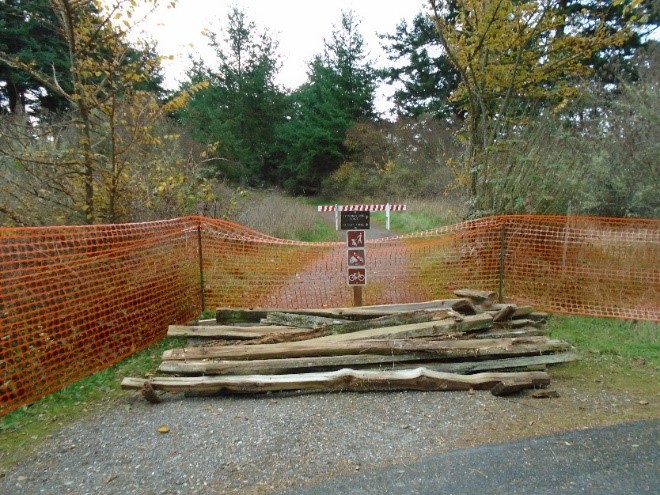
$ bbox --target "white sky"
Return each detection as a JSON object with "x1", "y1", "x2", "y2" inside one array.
[{"x1": 134, "y1": 0, "x2": 430, "y2": 112}]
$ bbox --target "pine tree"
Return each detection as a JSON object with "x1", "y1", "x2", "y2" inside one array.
[
  {"x1": 277, "y1": 10, "x2": 376, "y2": 193},
  {"x1": 379, "y1": 12, "x2": 460, "y2": 120},
  {"x1": 0, "y1": 0, "x2": 71, "y2": 115},
  {"x1": 180, "y1": 7, "x2": 286, "y2": 184}
]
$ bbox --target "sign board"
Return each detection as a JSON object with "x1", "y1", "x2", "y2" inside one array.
[
  {"x1": 340, "y1": 211, "x2": 370, "y2": 230},
  {"x1": 347, "y1": 249, "x2": 366, "y2": 267},
  {"x1": 347, "y1": 230, "x2": 365, "y2": 248},
  {"x1": 347, "y1": 230, "x2": 366, "y2": 286},
  {"x1": 347, "y1": 268, "x2": 366, "y2": 286},
  {"x1": 318, "y1": 204, "x2": 406, "y2": 230}
]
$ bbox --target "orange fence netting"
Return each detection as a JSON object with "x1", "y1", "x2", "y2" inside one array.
[{"x1": 1, "y1": 215, "x2": 659, "y2": 415}]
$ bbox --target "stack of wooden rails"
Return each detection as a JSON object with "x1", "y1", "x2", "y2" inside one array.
[{"x1": 122, "y1": 290, "x2": 579, "y2": 400}]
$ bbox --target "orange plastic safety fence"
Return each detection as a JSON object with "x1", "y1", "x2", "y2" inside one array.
[
  {"x1": 1, "y1": 218, "x2": 202, "y2": 416},
  {"x1": 1, "y1": 214, "x2": 658, "y2": 416},
  {"x1": 198, "y1": 215, "x2": 659, "y2": 320}
]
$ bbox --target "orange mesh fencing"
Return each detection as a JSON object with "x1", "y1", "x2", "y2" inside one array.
[
  {"x1": 199, "y1": 215, "x2": 659, "y2": 319},
  {"x1": 1, "y1": 214, "x2": 659, "y2": 415},
  {"x1": 1, "y1": 218, "x2": 202, "y2": 416}
]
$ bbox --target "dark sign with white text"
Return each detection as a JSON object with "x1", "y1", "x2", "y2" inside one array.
[{"x1": 340, "y1": 211, "x2": 370, "y2": 230}]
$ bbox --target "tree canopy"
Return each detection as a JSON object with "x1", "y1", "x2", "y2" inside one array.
[
  {"x1": 179, "y1": 7, "x2": 286, "y2": 184},
  {"x1": 0, "y1": 1, "x2": 657, "y2": 226},
  {"x1": 379, "y1": 12, "x2": 460, "y2": 120},
  {"x1": 277, "y1": 10, "x2": 377, "y2": 193}
]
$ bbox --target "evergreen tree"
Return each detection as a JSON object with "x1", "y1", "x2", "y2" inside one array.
[
  {"x1": 0, "y1": 0, "x2": 71, "y2": 115},
  {"x1": 278, "y1": 10, "x2": 376, "y2": 193},
  {"x1": 379, "y1": 12, "x2": 460, "y2": 120},
  {"x1": 180, "y1": 7, "x2": 286, "y2": 184}
]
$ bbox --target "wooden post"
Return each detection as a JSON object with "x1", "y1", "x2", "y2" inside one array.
[
  {"x1": 498, "y1": 223, "x2": 507, "y2": 304},
  {"x1": 386, "y1": 203, "x2": 390, "y2": 230},
  {"x1": 197, "y1": 223, "x2": 206, "y2": 312},
  {"x1": 353, "y1": 286, "x2": 363, "y2": 307}
]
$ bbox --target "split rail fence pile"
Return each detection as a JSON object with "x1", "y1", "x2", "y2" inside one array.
[
  {"x1": 122, "y1": 290, "x2": 577, "y2": 399},
  {"x1": 1, "y1": 215, "x2": 658, "y2": 415}
]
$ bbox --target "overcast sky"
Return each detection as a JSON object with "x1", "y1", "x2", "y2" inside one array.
[{"x1": 136, "y1": 0, "x2": 430, "y2": 112}]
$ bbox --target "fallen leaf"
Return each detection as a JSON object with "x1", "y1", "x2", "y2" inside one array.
[{"x1": 157, "y1": 425, "x2": 170, "y2": 434}]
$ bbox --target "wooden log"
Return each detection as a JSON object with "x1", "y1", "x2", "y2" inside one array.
[
  {"x1": 491, "y1": 304, "x2": 518, "y2": 322},
  {"x1": 358, "y1": 298, "x2": 479, "y2": 316},
  {"x1": 263, "y1": 312, "x2": 350, "y2": 329},
  {"x1": 484, "y1": 305, "x2": 534, "y2": 319},
  {"x1": 471, "y1": 326, "x2": 548, "y2": 339},
  {"x1": 248, "y1": 328, "x2": 325, "y2": 344},
  {"x1": 157, "y1": 351, "x2": 581, "y2": 376},
  {"x1": 215, "y1": 299, "x2": 478, "y2": 323},
  {"x1": 528, "y1": 312, "x2": 549, "y2": 322},
  {"x1": 122, "y1": 368, "x2": 550, "y2": 395},
  {"x1": 491, "y1": 379, "x2": 536, "y2": 396},
  {"x1": 454, "y1": 289, "x2": 496, "y2": 304},
  {"x1": 322, "y1": 309, "x2": 461, "y2": 336},
  {"x1": 390, "y1": 352, "x2": 580, "y2": 374},
  {"x1": 216, "y1": 308, "x2": 270, "y2": 323},
  {"x1": 511, "y1": 306, "x2": 534, "y2": 318},
  {"x1": 158, "y1": 353, "x2": 436, "y2": 375},
  {"x1": 167, "y1": 325, "x2": 309, "y2": 339},
  {"x1": 162, "y1": 336, "x2": 573, "y2": 362},
  {"x1": 494, "y1": 318, "x2": 546, "y2": 329},
  {"x1": 315, "y1": 313, "x2": 493, "y2": 343}
]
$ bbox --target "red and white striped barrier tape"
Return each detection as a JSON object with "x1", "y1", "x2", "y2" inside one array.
[{"x1": 317, "y1": 204, "x2": 407, "y2": 212}]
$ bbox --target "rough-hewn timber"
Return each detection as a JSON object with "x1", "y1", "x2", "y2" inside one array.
[
  {"x1": 162, "y1": 336, "x2": 572, "y2": 362},
  {"x1": 157, "y1": 352, "x2": 581, "y2": 376},
  {"x1": 215, "y1": 299, "x2": 478, "y2": 323},
  {"x1": 167, "y1": 325, "x2": 314, "y2": 339},
  {"x1": 122, "y1": 368, "x2": 550, "y2": 395}
]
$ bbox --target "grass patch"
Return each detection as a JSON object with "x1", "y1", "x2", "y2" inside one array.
[
  {"x1": 371, "y1": 198, "x2": 463, "y2": 233},
  {"x1": 549, "y1": 315, "x2": 659, "y2": 396},
  {"x1": 549, "y1": 315, "x2": 659, "y2": 364},
  {"x1": 295, "y1": 220, "x2": 339, "y2": 242},
  {"x1": 0, "y1": 336, "x2": 185, "y2": 474}
]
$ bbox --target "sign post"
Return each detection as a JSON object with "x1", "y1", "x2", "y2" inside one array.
[
  {"x1": 317, "y1": 203, "x2": 407, "y2": 307},
  {"x1": 345, "y1": 227, "x2": 366, "y2": 306}
]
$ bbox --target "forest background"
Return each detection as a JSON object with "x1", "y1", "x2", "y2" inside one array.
[{"x1": 0, "y1": 0, "x2": 658, "y2": 228}]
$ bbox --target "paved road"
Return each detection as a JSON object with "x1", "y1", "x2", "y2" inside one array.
[{"x1": 279, "y1": 419, "x2": 659, "y2": 495}]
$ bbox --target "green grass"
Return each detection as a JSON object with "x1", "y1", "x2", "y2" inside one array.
[
  {"x1": 549, "y1": 315, "x2": 659, "y2": 364},
  {"x1": 371, "y1": 211, "x2": 451, "y2": 233},
  {"x1": 549, "y1": 315, "x2": 659, "y2": 396},
  {"x1": 0, "y1": 336, "x2": 186, "y2": 474},
  {"x1": 371, "y1": 197, "x2": 463, "y2": 234},
  {"x1": 294, "y1": 219, "x2": 339, "y2": 242}
]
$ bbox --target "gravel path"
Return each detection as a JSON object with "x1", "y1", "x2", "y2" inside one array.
[{"x1": 1, "y1": 382, "x2": 656, "y2": 495}]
